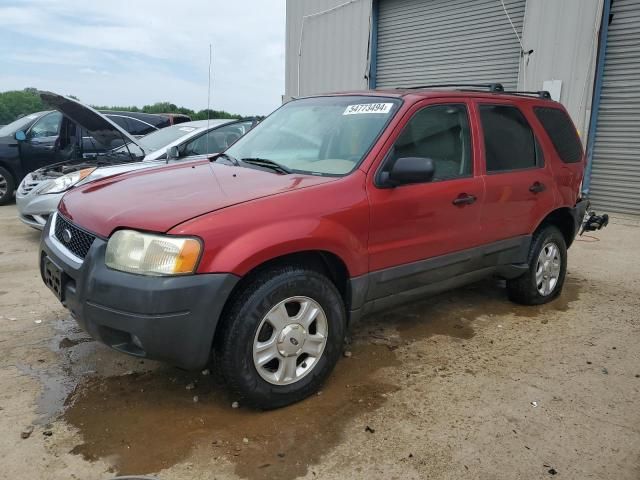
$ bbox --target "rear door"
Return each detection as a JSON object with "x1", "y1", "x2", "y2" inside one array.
[{"x1": 475, "y1": 101, "x2": 556, "y2": 244}]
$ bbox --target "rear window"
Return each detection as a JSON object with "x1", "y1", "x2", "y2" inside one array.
[{"x1": 534, "y1": 107, "x2": 583, "y2": 163}]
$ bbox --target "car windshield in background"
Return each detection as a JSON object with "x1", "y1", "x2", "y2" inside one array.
[
  {"x1": 136, "y1": 124, "x2": 201, "y2": 152},
  {"x1": 0, "y1": 113, "x2": 43, "y2": 136},
  {"x1": 225, "y1": 96, "x2": 401, "y2": 175}
]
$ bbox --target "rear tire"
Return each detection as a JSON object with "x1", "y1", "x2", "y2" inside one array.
[
  {"x1": 507, "y1": 225, "x2": 567, "y2": 305},
  {"x1": 215, "y1": 265, "x2": 346, "y2": 409},
  {"x1": 0, "y1": 167, "x2": 15, "y2": 206}
]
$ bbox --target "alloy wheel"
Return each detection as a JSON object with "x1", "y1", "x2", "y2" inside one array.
[
  {"x1": 252, "y1": 296, "x2": 328, "y2": 385},
  {"x1": 535, "y1": 241, "x2": 561, "y2": 296}
]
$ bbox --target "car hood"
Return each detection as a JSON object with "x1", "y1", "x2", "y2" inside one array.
[
  {"x1": 39, "y1": 91, "x2": 143, "y2": 152},
  {"x1": 58, "y1": 160, "x2": 338, "y2": 237}
]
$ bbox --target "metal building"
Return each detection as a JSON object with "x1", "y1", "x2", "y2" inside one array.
[
  {"x1": 587, "y1": 0, "x2": 640, "y2": 215},
  {"x1": 285, "y1": 0, "x2": 639, "y2": 215},
  {"x1": 374, "y1": 0, "x2": 526, "y2": 90}
]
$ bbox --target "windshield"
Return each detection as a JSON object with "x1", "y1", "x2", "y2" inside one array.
[
  {"x1": 0, "y1": 112, "x2": 44, "y2": 137},
  {"x1": 137, "y1": 124, "x2": 201, "y2": 152},
  {"x1": 226, "y1": 96, "x2": 401, "y2": 175}
]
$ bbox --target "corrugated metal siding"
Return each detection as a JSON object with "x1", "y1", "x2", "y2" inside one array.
[
  {"x1": 285, "y1": 0, "x2": 372, "y2": 99},
  {"x1": 518, "y1": 0, "x2": 602, "y2": 138},
  {"x1": 375, "y1": 0, "x2": 526, "y2": 89},
  {"x1": 590, "y1": 0, "x2": 640, "y2": 215}
]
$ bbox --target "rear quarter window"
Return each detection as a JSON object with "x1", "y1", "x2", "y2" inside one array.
[{"x1": 534, "y1": 107, "x2": 583, "y2": 163}]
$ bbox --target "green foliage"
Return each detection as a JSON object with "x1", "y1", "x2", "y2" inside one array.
[
  {"x1": 0, "y1": 89, "x2": 46, "y2": 124},
  {"x1": 0, "y1": 89, "x2": 251, "y2": 125}
]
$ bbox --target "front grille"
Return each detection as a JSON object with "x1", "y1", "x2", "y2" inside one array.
[{"x1": 54, "y1": 214, "x2": 96, "y2": 259}]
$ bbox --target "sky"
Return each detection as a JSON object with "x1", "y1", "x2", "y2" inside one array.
[{"x1": 0, "y1": 0, "x2": 286, "y2": 116}]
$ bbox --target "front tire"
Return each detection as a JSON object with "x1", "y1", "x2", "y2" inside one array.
[
  {"x1": 507, "y1": 225, "x2": 567, "y2": 305},
  {"x1": 215, "y1": 266, "x2": 346, "y2": 409},
  {"x1": 0, "y1": 167, "x2": 15, "y2": 206}
]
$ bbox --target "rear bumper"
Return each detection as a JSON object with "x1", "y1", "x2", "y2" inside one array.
[
  {"x1": 570, "y1": 198, "x2": 589, "y2": 240},
  {"x1": 40, "y1": 215, "x2": 239, "y2": 370}
]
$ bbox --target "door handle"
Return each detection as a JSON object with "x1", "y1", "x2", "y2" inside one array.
[
  {"x1": 452, "y1": 193, "x2": 477, "y2": 206},
  {"x1": 529, "y1": 181, "x2": 546, "y2": 193}
]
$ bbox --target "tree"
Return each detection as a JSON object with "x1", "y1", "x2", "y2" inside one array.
[
  {"x1": 0, "y1": 89, "x2": 46, "y2": 124},
  {"x1": 0, "y1": 88, "x2": 253, "y2": 124}
]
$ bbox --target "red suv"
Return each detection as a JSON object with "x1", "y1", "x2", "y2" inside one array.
[{"x1": 41, "y1": 86, "x2": 588, "y2": 409}]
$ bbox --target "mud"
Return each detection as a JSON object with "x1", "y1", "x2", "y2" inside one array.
[{"x1": 60, "y1": 279, "x2": 580, "y2": 479}]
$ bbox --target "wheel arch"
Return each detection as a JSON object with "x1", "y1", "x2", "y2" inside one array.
[
  {"x1": 0, "y1": 160, "x2": 18, "y2": 183},
  {"x1": 211, "y1": 249, "x2": 352, "y2": 355},
  {"x1": 535, "y1": 207, "x2": 577, "y2": 248}
]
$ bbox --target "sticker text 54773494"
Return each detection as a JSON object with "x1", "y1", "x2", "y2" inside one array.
[{"x1": 343, "y1": 103, "x2": 394, "y2": 115}]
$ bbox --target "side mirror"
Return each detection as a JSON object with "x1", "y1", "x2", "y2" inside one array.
[
  {"x1": 15, "y1": 130, "x2": 26, "y2": 141},
  {"x1": 167, "y1": 145, "x2": 180, "y2": 160},
  {"x1": 380, "y1": 157, "x2": 435, "y2": 187}
]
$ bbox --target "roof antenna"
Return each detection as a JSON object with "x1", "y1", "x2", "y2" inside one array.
[{"x1": 206, "y1": 43, "x2": 212, "y2": 157}]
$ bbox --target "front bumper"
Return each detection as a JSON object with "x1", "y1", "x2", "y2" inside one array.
[
  {"x1": 40, "y1": 215, "x2": 239, "y2": 370},
  {"x1": 16, "y1": 187, "x2": 62, "y2": 230}
]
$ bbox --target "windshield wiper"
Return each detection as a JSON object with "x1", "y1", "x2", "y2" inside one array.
[
  {"x1": 240, "y1": 157, "x2": 292, "y2": 174},
  {"x1": 211, "y1": 152, "x2": 240, "y2": 166}
]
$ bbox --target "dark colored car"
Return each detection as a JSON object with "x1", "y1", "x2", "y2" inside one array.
[
  {"x1": 41, "y1": 86, "x2": 595, "y2": 409},
  {"x1": 0, "y1": 109, "x2": 190, "y2": 205},
  {"x1": 98, "y1": 111, "x2": 192, "y2": 138}
]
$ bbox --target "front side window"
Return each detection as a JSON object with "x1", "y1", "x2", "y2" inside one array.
[
  {"x1": 182, "y1": 121, "x2": 253, "y2": 156},
  {"x1": 225, "y1": 96, "x2": 401, "y2": 175},
  {"x1": 384, "y1": 104, "x2": 472, "y2": 181},
  {"x1": 29, "y1": 111, "x2": 62, "y2": 139},
  {"x1": 480, "y1": 105, "x2": 538, "y2": 172}
]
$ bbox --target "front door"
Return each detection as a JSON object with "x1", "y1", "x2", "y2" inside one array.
[
  {"x1": 20, "y1": 111, "x2": 63, "y2": 173},
  {"x1": 366, "y1": 100, "x2": 485, "y2": 299}
]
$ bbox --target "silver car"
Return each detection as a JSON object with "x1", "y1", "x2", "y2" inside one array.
[{"x1": 17, "y1": 94, "x2": 254, "y2": 230}]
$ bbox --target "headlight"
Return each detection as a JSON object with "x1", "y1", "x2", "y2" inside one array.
[
  {"x1": 38, "y1": 168, "x2": 96, "y2": 194},
  {"x1": 105, "y1": 230, "x2": 202, "y2": 276}
]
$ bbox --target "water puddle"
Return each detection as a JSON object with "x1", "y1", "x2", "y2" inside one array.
[
  {"x1": 56, "y1": 277, "x2": 581, "y2": 478},
  {"x1": 63, "y1": 343, "x2": 399, "y2": 479}
]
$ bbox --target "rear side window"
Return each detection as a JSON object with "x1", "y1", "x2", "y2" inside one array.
[
  {"x1": 479, "y1": 105, "x2": 538, "y2": 172},
  {"x1": 106, "y1": 115, "x2": 157, "y2": 136},
  {"x1": 534, "y1": 107, "x2": 583, "y2": 163},
  {"x1": 125, "y1": 118, "x2": 157, "y2": 136}
]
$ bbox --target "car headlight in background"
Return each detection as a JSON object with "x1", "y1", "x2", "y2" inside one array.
[
  {"x1": 38, "y1": 168, "x2": 96, "y2": 194},
  {"x1": 105, "y1": 230, "x2": 202, "y2": 276}
]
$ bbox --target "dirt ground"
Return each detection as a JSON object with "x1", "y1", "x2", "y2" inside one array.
[{"x1": 0, "y1": 202, "x2": 638, "y2": 480}]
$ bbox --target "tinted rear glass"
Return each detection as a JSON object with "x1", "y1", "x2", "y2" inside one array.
[
  {"x1": 534, "y1": 107, "x2": 583, "y2": 163},
  {"x1": 479, "y1": 105, "x2": 538, "y2": 172}
]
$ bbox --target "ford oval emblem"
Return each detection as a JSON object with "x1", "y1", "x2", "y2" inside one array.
[{"x1": 62, "y1": 228, "x2": 72, "y2": 243}]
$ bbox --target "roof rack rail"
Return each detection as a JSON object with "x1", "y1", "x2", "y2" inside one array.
[
  {"x1": 401, "y1": 83, "x2": 505, "y2": 92},
  {"x1": 501, "y1": 90, "x2": 552, "y2": 100}
]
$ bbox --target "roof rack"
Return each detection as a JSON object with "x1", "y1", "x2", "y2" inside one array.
[
  {"x1": 398, "y1": 83, "x2": 553, "y2": 100},
  {"x1": 501, "y1": 90, "x2": 552, "y2": 100},
  {"x1": 402, "y1": 83, "x2": 505, "y2": 92}
]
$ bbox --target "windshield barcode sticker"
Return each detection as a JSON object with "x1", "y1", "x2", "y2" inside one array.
[{"x1": 343, "y1": 103, "x2": 394, "y2": 115}]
